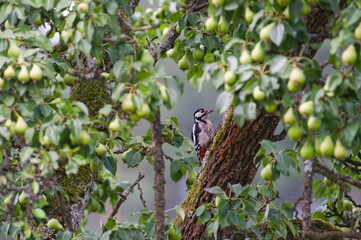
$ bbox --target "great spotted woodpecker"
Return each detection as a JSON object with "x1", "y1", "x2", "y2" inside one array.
[{"x1": 191, "y1": 108, "x2": 214, "y2": 164}]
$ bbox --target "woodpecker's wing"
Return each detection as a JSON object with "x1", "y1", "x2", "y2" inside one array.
[{"x1": 191, "y1": 122, "x2": 201, "y2": 145}]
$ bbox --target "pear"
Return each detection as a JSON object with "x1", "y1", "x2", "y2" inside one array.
[
  {"x1": 32, "y1": 208, "x2": 46, "y2": 219},
  {"x1": 162, "y1": 27, "x2": 171, "y2": 36},
  {"x1": 283, "y1": 108, "x2": 295, "y2": 125},
  {"x1": 47, "y1": 218, "x2": 64, "y2": 231},
  {"x1": 178, "y1": 55, "x2": 190, "y2": 70},
  {"x1": 307, "y1": 116, "x2": 321, "y2": 130},
  {"x1": 289, "y1": 67, "x2": 305, "y2": 86},
  {"x1": 4, "y1": 65, "x2": 15, "y2": 80},
  {"x1": 314, "y1": 137, "x2": 322, "y2": 156},
  {"x1": 343, "y1": 200, "x2": 353, "y2": 212},
  {"x1": 95, "y1": 144, "x2": 107, "y2": 156},
  {"x1": 342, "y1": 45, "x2": 357, "y2": 65},
  {"x1": 15, "y1": 117, "x2": 28, "y2": 134},
  {"x1": 193, "y1": 48, "x2": 205, "y2": 61},
  {"x1": 18, "y1": 65, "x2": 30, "y2": 83},
  {"x1": 218, "y1": 16, "x2": 229, "y2": 33},
  {"x1": 324, "y1": 177, "x2": 332, "y2": 186},
  {"x1": 264, "y1": 102, "x2": 277, "y2": 113},
  {"x1": 166, "y1": 48, "x2": 175, "y2": 58},
  {"x1": 136, "y1": 103, "x2": 150, "y2": 117},
  {"x1": 0, "y1": 77, "x2": 4, "y2": 90},
  {"x1": 19, "y1": 191, "x2": 29, "y2": 204},
  {"x1": 4, "y1": 20, "x2": 10, "y2": 29},
  {"x1": 287, "y1": 79, "x2": 301, "y2": 92},
  {"x1": 34, "y1": 14, "x2": 42, "y2": 26},
  {"x1": 141, "y1": 50, "x2": 155, "y2": 65},
  {"x1": 7, "y1": 43, "x2": 21, "y2": 58},
  {"x1": 205, "y1": 17, "x2": 218, "y2": 31},
  {"x1": 212, "y1": 0, "x2": 224, "y2": 6},
  {"x1": 204, "y1": 52, "x2": 215, "y2": 63},
  {"x1": 79, "y1": 131, "x2": 90, "y2": 145},
  {"x1": 284, "y1": 7, "x2": 290, "y2": 19},
  {"x1": 301, "y1": 0, "x2": 311, "y2": 15},
  {"x1": 240, "y1": 50, "x2": 253, "y2": 64},
  {"x1": 245, "y1": 7, "x2": 254, "y2": 23},
  {"x1": 4, "y1": 194, "x2": 13, "y2": 205},
  {"x1": 261, "y1": 164, "x2": 273, "y2": 181},
  {"x1": 320, "y1": 135, "x2": 334, "y2": 156},
  {"x1": 109, "y1": 118, "x2": 121, "y2": 132},
  {"x1": 300, "y1": 141, "x2": 314, "y2": 159},
  {"x1": 223, "y1": 70, "x2": 236, "y2": 85},
  {"x1": 288, "y1": 122, "x2": 302, "y2": 140},
  {"x1": 333, "y1": 139, "x2": 347, "y2": 159},
  {"x1": 299, "y1": 101, "x2": 314, "y2": 116},
  {"x1": 122, "y1": 94, "x2": 135, "y2": 112},
  {"x1": 253, "y1": 86, "x2": 265, "y2": 101},
  {"x1": 42, "y1": 135, "x2": 52, "y2": 146},
  {"x1": 30, "y1": 64, "x2": 43, "y2": 81},
  {"x1": 77, "y1": 2, "x2": 89, "y2": 14},
  {"x1": 64, "y1": 74, "x2": 76, "y2": 85},
  {"x1": 277, "y1": 0, "x2": 290, "y2": 7},
  {"x1": 61, "y1": 29, "x2": 73, "y2": 43},
  {"x1": 159, "y1": 85, "x2": 169, "y2": 103},
  {"x1": 259, "y1": 23, "x2": 274, "y2": 41},
  {"x1": 354, "y1": 23, "x2": 361, "y2": 40},
  {"x1": 251, "y1": 42, "x2": 265, "y2": 62}
]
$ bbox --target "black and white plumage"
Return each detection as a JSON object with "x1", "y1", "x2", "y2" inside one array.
[{"x1": 191, "y1": 108, "x2": 214, "y2": 164}]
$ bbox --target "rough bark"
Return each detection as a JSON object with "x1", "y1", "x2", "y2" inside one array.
[
  {"x1": 180, "y1": 1, "x2": 347, "y2": 239},
  {"x1": 152, "y1": 109, "x2": 166, "y2": 240}
]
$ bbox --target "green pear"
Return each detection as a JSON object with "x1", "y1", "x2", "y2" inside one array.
[
  {"x1": 141, "y1": 50, "x2": 155, "y2": 65},
  {"x1": 259, "y1": 23, "x2": 274, "y2": 41},
  {"x1": 160, "y1": 85, "x2": 169, "y2": 103},
  {"x1": 4, "y1": 20, "x2": 10, "y2": 29},
  {"x1": 343, "y1": 200, "x2": 353, "y2": 212},
  {"x1": 79, "y1": 131, "x2": 90, "y2": 145},
  {"x1": 204, "y1": 52, "x2": 215, "y2": 63},
  {"x1": 162, "y1": 27, "x2": 171, "y2": 36},
  {"x1": 287, "y1": 79, "x2": 301, "y2": 92},
  {"x1": 122, "y1": 94, "x2": 135, "y2": 112},
  {"x1": 284, "y1": 7, "x2": 290, "y2": 19},
  {"x1": 4, "y1": 194, "x2": 13, "y2": 205},
  {"x1": 253, "y1": 86, "x2": 265, "y2": 101},
  {"x1": 61, "y1": 30, "x2": 73, "y2": 43},
  {"x1": 299, "y1": 101, "x2": 314, "y2": 116},
  {"x1": 64, "y1": 74, "x2": 76, "y2": 85},
  {"x1": 166, "y1": 48, "x2": 175, "y2": 58},
  {"x1": 245, "y1": 7, "x2": 254, "y2": 23},
  {"x1": 333, "y1": 139, "x2": 347, "y2": 159},
  {"x1": 218, "y1": 16, "x2": 229, "y2": 33},
  {"x1": 30, "y1": 64, "x2": 43, "y2": 81},
  {"x1": 283, "y1": 107, "x2": 295, "y2": 125},
  {"x1": 109, "y1": 118, "x2": 121, "y2": 132},
  {"x1": 251, "y1": 42, "x2": 265, "y2": 62},
  {"x1": 342, "y1": 45, "x2": 357, "y2": 65},
  {"x1": 7, "y1": 43, "x2": 21, "y2": 58},
  {"x1": 289, "y1": 67, "x2": 305, "y2": 87},
  {"x1": 4, "y1": 65, "x2": 15, "y2": 79},
  {"x1": 15, "y1": 117, "x2": 28, "y2": 134},
  {"x1": 0, "y1": 77, "x2": 4, "y2": 90},
  {"x1": 300, "y1": 141, "x2": 314, "y2": 159},
  {"x1": 223, "y1": 70, "x2": 236, "y2": 85},
  {"x1": 47, "y1": 218, "x2": 64, "y2": 231},
  {"x1": 193, "y1": 47, "x2": 205, "y2": 61},
  {"x1": 34, "y1": 14, "x2": 42, "y2": 26},
  {"x1": 212, "y1": 0, "x2": 224, "y2": 6},
  {"x1": 324, "y1": 177, "x2": 332, "y2": 186},
  {"x1": 301, "y1": 0, "x2": 311, "y2": 15},
  {"x1": 18, "y1": 65, "x2": 30, "y2": 83},
  {"x1": 277, "y1": 0, "x2": 290, "y2": 7},
  {"x1": 205, "y1": 17, "x2": 218, "y2": 31},
  {"x1": 136, "y1": 103, "x2": 150, "y2": 117},
  {"x1": 95, "y1": 143, "x2": 107, "y2": 156},
  {"x1": 288, "y1": 122, "x2": 302, "y2": 140},
  {"x1": 77, "y1": 2, "x2": 89, "y2": 14},
  {"x1": 264, "y1": 102, "x2": 277, "y2": 113},
  {"x1": 354, "y1": 23, "x2": 361, "y2": 40},
  {"x1": 314, "y1": 137, "x2": 322, "y2": 156},
  {"x1": 320, "y1": 135, "x2": 334, "y2": 156},
  {"x1": 261, "y1": 164, "x2": 273, "y2": 181},
  {"x1": 240, "y1": 50, "x2": 253, "y2": 64},
  {"x1": 178, "y1": 55, "x2": 190, "y2": 70},
  {"x1": 19, "y1": 191, "x2": 29, "y2": 204},
  {"x1": 32, "y1": 208, "x2": 46, "y2": 219},
  {"x1": 307, "y1": 116, "x2": 321, "y2": 130}
]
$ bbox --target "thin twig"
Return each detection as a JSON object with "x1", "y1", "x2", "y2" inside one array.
[
  {"x1": 137, "y1": 182, "x2": 147, "y2": 208},
  {"x1": 270, "y1": 129, "x2": 287, "y2": 142}
]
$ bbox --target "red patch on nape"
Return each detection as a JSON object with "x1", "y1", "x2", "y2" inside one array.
[{"x1": 199, "y1": 147, "x2": 206, "y2": 159}]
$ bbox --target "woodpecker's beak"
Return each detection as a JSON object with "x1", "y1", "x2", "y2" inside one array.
[{"x1": 206, "y1": 109, "x2": 214, "y2": 115}]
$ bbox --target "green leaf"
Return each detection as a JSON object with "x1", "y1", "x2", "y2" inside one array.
[
  {"x1": 113, "y1": 60, "x2": 126, "y2": 80},
  {"x1": 56, "y1": 231, "x2": 72, "y2": 240},
  {"x1": 101, "y1": 156, "x2": 117, "y2": 175},
  {"x1": 125, "y1": 151, "x2": 142, "y2": 168},
  {"x1": 175, "y1": 205, "x2": 185, "y2": 221},
  {"x1": 205, "y1": 186, "x2": 225, "y2": 195},
  {"x1": 270, "y1": 24, "x2": 284, "y2": 46},
  {"x1": 216, "y1": 91, "x2": 234, "y2": 114},
  {"x1": 138, "y1": 212, "x2": 153, "y2": 225},
  {"x1": 187, "y1": 13, "x2": 199, "y2": 26},
  {"x1": 195, "y1": 205, "x2": 206, "y2": 216},
  {"x1": 325, "y1": 73, "x2": 342, "y2": 91},
  {"x1": 20, "y1": 147, "x2": 33, "y2": 162},
  {"x1": 319, "y1": 0, "x2": 339, "y2": 13},
  {"x1": 270, "y1": 55, "x2": 288, "y2": 74},
  {"x1": 178, "y1": 15, "x2": 188, "y2": 29},
  {"x1": 289, "y1": 0, "x2": 302, "y2": 22},
  {"x1": 260, "y1": 140, "x2": 276, "y2": 152},
  {"x1": 0, "y1": 56, "x2": 9, "y2": 69}
]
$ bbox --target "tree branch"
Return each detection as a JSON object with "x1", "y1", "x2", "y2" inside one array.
[
  {"x1": 301, "y1": 159, "x2": 313, "y2": 238},
  {"x1": 152, "y1": 109, "x2": 166, "y2": 240},
  {"x1": 313, "y1": 162, "x2": 361, "y2": 189},
  {"x1": 269, "y1": 129, "x2": 287, "y2": 142}
]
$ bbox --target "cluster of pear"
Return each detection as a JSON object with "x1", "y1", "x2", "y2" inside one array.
[
  {"x1": 340, "y1": 23, "x2": 361, "y2": 66},
  {"x1": 283, "y1": 102, "x2": 347, "y2": 160},
  {"x1": 1, "y1": 42, "x2": 43, "y2": 89}
]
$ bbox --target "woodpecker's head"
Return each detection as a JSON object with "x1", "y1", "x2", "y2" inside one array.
[{"x1": 194, "y1": 108, "x2": 214, "y2": 122}]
